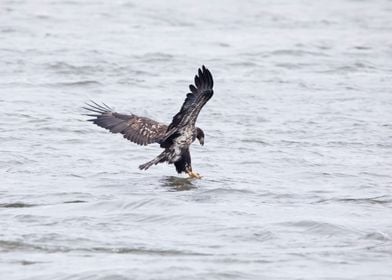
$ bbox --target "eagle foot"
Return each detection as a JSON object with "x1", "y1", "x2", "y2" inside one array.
[{"x1": 187, "y1": 171, "x2": 202, "y2": 179}]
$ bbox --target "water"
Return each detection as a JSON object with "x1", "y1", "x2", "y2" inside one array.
[{"x1": 1, "y1": 0, "x2": 392, "y2": 279}]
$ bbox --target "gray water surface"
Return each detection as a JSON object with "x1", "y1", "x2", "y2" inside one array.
[{"x1": 1, "y1": 0, "x2": 392, "y2": 279}]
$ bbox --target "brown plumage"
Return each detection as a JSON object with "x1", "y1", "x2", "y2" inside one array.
[
  {"x1": 84, "y1": 65, "x2": 214, "y2": 178},
  {"x1": 84, "y1": 102, "x2": 168, "y2": 146}
]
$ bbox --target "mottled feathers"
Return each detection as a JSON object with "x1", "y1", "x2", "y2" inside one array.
[
  {"x1": 83, "y1": 101, "x2": 167, "y2": 146},
  {"x1": 83, "y1": 65, "x2": 214, "y2": 176},
  {"x1": 161, "y1": 65, "x2": 214, "y2": 148}
]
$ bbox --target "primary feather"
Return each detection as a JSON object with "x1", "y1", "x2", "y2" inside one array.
[{"x1": 83, "y1": 101, "x2": 167, "y2": 146}]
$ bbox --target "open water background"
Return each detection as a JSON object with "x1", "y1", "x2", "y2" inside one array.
[{"x1": 1, "y1": 0, "x2": 392, "y2": 279}]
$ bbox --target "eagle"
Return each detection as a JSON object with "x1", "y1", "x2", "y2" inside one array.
[{"x1": 84, "y1": 65, "x2": 214, "y2": 179}]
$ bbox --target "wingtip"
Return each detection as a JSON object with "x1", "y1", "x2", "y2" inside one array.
[
  {"x1": 194, "y1": 65, "x2": 213, "y2": 90},
  {"x1": 83, "y1": 100, "x2": 113, "y2": 114},
  {"x1": 189, "y1": 84, "x2": 197, "y2": 93}
]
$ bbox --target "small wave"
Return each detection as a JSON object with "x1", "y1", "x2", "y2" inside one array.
[
  {"x1": 326, "y1": 141, "x2": 365, "y2": 147},
  {"x1": 323, "y1": 61, "x2": 377, "y2": 74},
  {"x1": 9, "y1": 260, "x2": 47, "y2": 266},
  {"x1": 353, "y1": 45, "x2": 372, "y2": 50},
  {"x1": 272, "y1": 49, "x2": 328, "y2": 57},
  {"x1": 305, "y1": 222, "x2": 358, "y2": 236},
  {"x1": 90, "y1": 246, "x2": 208, "y2": 256},
  {"x1": 359, "y1": 172, "x2": 391, "y2": 179},
  {"x1": 138, "y1": 52, "x2": 175, "y2": 63},
  {"x1": 47, "y1": 80, "x2": 102, "y2": 87},
  {"x1": 362, "y1": 231, "x2": 391, "y2": 241},
  {"x1": 0, "y1": 27, "x2": 18, "y2": 33},
  {"x1": 0, "y1": 240, "x2": 52, "y2": 252},
  {"x1": 46, "y1": 62, "x2": 101, "y2": 75},
  {"x1": 316, "y1": 195, "x2": 392, "y2": 206},
  {"x1": 218, "y1": 228, "x2": 276, "y2": 243},
  {"x1": 0, "y1": 240, "x2": 206, "y2": 256},
  {"x1": 278, "y1": 220, "x2": 359, "y2": 236},
  {"x1": 0, "y1": 202, "x2": 37, "y2": 208},
  {"x1": 228, "y1": 61, "x2": 259, "y2": 67},
  {"x1": 241, "y1": 139, "x2": 270, "y2": 145},
  {"x1": 199, "y1": 187, "x2": 255, "y2": 196},
  {"x1": 63, "y1": 200, "x2": 87, "y2": 204}
]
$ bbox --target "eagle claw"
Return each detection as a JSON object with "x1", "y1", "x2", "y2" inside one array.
[{"x1": 187, "y1": 171, "x2": 202, "y2": 179}]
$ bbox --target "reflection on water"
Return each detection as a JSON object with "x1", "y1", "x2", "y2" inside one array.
[{"x1": 160, "y1": 176, "x2": 197, "y2": 192}]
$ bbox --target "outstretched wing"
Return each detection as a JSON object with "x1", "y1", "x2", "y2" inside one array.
[
  {"x1": 84, "y1": 101, "x2": 168, "y2": 146},
  {"x1": 161, "y1": 66, "x2": 214, "y2": 148},
  {"x1": 168, "y1": 65, "x2": 214, "y2": 131}
]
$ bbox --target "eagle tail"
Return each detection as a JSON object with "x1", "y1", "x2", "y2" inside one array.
[{"x1": 139, "y1": 152, "x2": 167, "y2": 170}]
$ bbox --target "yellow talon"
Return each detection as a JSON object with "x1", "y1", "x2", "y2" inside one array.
[{"x1": 187, "y1": 171, "x2": 202, "y2": 179}]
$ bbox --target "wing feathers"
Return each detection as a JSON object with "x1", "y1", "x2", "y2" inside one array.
[
  {"x1": 84, "y1": 66, "x2": 213, "y2": 149},
  {"x1": 166, "y1": 65, "x2": 214, "y2": 131},
  {"x1": 84, "y1": 102, "x2": 167, "y2": 146},
  {"x1": 161, "y1": 65, "x2": 214, "y2": 148},
  {"x1": 189, "y1": 84, "x2": 197, "y2": 93}
]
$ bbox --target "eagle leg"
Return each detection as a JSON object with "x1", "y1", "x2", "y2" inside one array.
[{"x1": 187, "y1": 171, "x2": 202, "y2": 179}]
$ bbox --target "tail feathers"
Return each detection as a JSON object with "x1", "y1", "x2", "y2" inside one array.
[
  {"x1": 139, "y1": 153, "x2": 166, "y2": 170},
  {"x1": 139, "y1": 159, "x2": 155, "y2": 170}
]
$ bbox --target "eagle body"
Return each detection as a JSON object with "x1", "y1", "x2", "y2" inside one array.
[
  {"x1": 169, "y1": 126, "x2": 195, "y2": 163},
  {"x1": 84, "y1": 66, "x2": 214, "y2": 178},
  {"x1": 139, "y1": 125, "x2": 197, "y2": 173}
]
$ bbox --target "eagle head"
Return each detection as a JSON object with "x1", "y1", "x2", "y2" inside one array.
[{"x1": 196, "y1": 127, "x2": 205, "y2": 146}]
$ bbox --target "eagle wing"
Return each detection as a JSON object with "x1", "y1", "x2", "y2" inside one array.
[
  {"x1": 84, "y1": 101, "x2": 168, "y2": 146},
  {"x1": 161, "y1": 65, "x2": 214, "y2": 147}
]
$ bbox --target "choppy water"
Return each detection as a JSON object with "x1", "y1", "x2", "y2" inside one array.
[{"x1": 1, "y1": 0, "x2": 392, "y2": 279}]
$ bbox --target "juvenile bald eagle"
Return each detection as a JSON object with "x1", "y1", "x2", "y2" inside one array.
[{"x1": 84, "y1": 65, "x2": 214, "y2": 178}]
